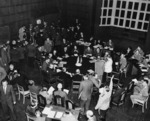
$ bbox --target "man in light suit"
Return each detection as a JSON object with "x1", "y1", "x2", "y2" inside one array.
[
  {"x1": 130, "y1": 79, "x2": 149, "y2": 104},
  {"x1": 0, "y1": 80, "x2": 16, "y2": 121},
  {"x1": 79, "y1": 75, "x2": 93, "y2": 114}
]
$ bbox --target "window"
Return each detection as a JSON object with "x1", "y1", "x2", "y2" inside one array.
[{"x1": 100, "y1": 0, "x2": 150, "y2": 32}]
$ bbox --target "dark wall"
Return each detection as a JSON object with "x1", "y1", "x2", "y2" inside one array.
[
  {"x1": 94, "y1": 0, "x2": 148, "y2": 51},
  {"x1": 63, "y1": 0, "x2": 94, "y2": 37},
  {"x1": 0, "y1": 0, "x2": 60, "y2": 40}
]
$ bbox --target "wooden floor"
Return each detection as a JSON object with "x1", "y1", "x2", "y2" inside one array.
[{"x1": 0, "y1": 61, "x2": 150, "y2": 121}]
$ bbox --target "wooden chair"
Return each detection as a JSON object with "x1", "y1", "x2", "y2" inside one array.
[
  {"x1": 66, "y1": 100, "x2": 75, "y2": 109},
  {"x1": 72, "y1": 81, "x2": 81, "y2": 94},
  {"x1": 30, "y1": 92, "x2": 38, "y2": 105},
  {"x1": 17, "y1": 84, "x2": 30, "y2": 104},
  {"x1": 53, "y1": 95, "x2": 65, "y2": 107},
  {"x1": 26, "y1": 113, "x2": 36, "y2": 121},
  {"x1": 132, "y1": 94, "x2": 149, "y2": 113},
  {"x1": 37, "y1": 95, "x2": 47, "y2": 110},
  {"x1": 126, "y1": 81, "x2": 134, "y2": 94},
  {"x1": 112, "y1": 90, "x2": 127, "y2": 106}
]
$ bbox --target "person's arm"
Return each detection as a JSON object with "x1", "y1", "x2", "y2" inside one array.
[
  {"x1": 10, "y1": 85, "x2": 16, "y2": 104},
  {"x1": 109, "y1": 75, "x2": 114, "y2": 92},
  {"x1": 1, "y1": 68, "x2": 7, "y2": 80}
]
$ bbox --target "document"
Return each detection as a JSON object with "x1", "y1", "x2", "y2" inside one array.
[
  {"x1": 48, "y1": 86, "x2": 55, "y2": 95},
  {"x1": 55, "y1": 111, "x2": 64, "y2": 119},
  {"x1": 63, "y1": 89, "x2": 69, "y2": 94},
  {"x1": 42, "y1": 107, "x2": 51, "y2": 115},
  {"x1": 47, "y1": 110, "x2": 56, "y2": 118}
]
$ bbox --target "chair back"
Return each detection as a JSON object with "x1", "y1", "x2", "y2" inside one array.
[
  {"x1": 30, "y1": 92, "x2": 38, "y2": 104},
  {"x1": 119, "y1": 90, "x2": 127, "y2": 105},
  {"x1": 53, "y1": 95, "x2": 64, "y2": 107},
  {"x1": 66, "y1": 100, "x2": 75, "y2": 109},
  {"x1": 72, "y1": 81, "x2": 80, "y2": 93},
  {"x1": 126, "y1": 81, "x2": 134, "y2": 93},
  {"x1": 37, "y1": 95, "x2": 47, "y2": 109},
  {"x1": 26, "y1": 113, "x2": 36, "y2": 121},
  {"x1": 17, "y1": 84, "x2": 24, "y2": 91}
]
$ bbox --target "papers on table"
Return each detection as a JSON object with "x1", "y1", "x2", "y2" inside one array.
[
  {"x1": 63, "y1": 89, "x2": 69, "y2": 94},
  {"x1": 87, "y1": 69, "x2": 94, "y2": 74},
  {"x1": 48, "y1": 86, "x2": 55, "y2": 95},
  {"x1": 47, "y1": 111, "x2": 56, "y2": 118},
  {"x1": 42, "y1": 107, "x2": 51, "y2": 115},
  {"x1": 42, "y1": 107, "x2": 64, "y2": 119},
  {"x1": 55, "y1": 112, "x2": 64, "y2": 119}
]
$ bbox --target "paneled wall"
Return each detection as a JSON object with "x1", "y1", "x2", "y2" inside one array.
[
  {"x1": 0, "y1": 0, "x2": 59, "y2": 39},
  {"x1": 94, "y1": 0, "x2": 149, "y2": 51}
]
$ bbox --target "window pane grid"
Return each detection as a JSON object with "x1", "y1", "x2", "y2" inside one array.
[{"x1": 100, "y1": 0, "x2": 150, "y2": 32}]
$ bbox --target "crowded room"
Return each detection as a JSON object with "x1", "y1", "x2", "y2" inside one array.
[{"x1": 0, "y1": 0, "x2": 150, "y2": 121}]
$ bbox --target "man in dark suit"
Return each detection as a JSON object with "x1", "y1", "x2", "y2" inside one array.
[
  {"x1": 0, "y1": 80, "x2": 16, "y2": 121},
  {"x1": 26, "y1": 42, "x2": 36, "y2": 68},
  {"x1": 72, "y1": 69, "x2": 83, "y2": 82}
]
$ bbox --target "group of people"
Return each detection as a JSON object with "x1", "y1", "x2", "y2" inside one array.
[{"x1": 0, "y1": 17, "x2": 150, "y2": 121}]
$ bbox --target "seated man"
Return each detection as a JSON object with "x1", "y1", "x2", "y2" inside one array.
[
  {"x1": 53, "y1": 83, "x2": 68, "y2": 101},
  {"x1": 39, "y1": 86, "x2": 53, "y2": 105},
  {"x1": 72, "y1": 69, "x2": 83, "y2": 82},
  {"x1": 133, "y1": 78, "x2": 145, "y2": 95},
  {"x1": 28, "y1": 80, "x2": 41, "y2": 95},
  {"x1": 130, "y1": 79, "x2": 149, "y2": 104}
]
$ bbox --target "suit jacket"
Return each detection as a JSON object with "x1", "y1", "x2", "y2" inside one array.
[
  {"x1": 79, "y1": 79, "x2": 93, "y2": 100},
  {"x1": 28, "y1": 85, "x2": 41, "y2": 94},
  {"x1": 0, "y1": 85, "x2": 16, "y2": 106}
]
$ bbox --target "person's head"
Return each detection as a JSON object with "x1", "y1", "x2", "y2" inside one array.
[
  {"x1": 9, "y1": 64, "x2": 14, "y2": 70},
  {"x1": 74, "y1": 45, "x2": 77, "y2": 50},
  {"x1": 76, "y1": 69, "x2": 80, "y2": 74},
  {"x1": 96, "y1": 47, "x2": 100, "y2": 52},
  {"x1": 109, "y1": 39, "x2": 112, "y2": 44},
  {"x1": 53, "y1": 50, "x2": 57, "y2": 55},
  {"x1": 35, "y1": 109, "x2": 41, "y2": 117},
  {"x1": 120, "y1": 53, "x2": 125, "y2": 58},
  {"x1": 87, "y1": 46, "x2": 90, "y2": 50},
  {"x1": 2, "y1": 80, "x2": 8, "y2": 87},
  {"x1": 63, "y1": 38, "x2": 66, "y2": 43},
  {"x1": 49, "y1": 53, "x2": 52, "y2": 58},
  {"x1": 105, "y1": 85, "x2": 110, "y2": 92},
  {"x1": 45, "y1": 58, "x2": 50, "y2": 63},
  {"x1": 64, "y1": 46, "x2": 67, "y2": 51},
  {"x1": 62, "y1": 67, "x2": 66, "y2": 72},
  {"x1": 57, "y1": 83, "x2": 63, "y2": 90},
  {"x1": 29, "y1": 80, "x2": 35, "y2": 86},
  {"x1": 86, "y1": 110, "x2": 94, "y2": 119}
]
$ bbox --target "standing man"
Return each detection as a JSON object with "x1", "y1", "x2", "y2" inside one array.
[
  {"x1": 0, "y1": 80, "x2": 16, "y2": 121},
  {"x1": 79, "y1": 75, "x2": 93, "y2": 115}
]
